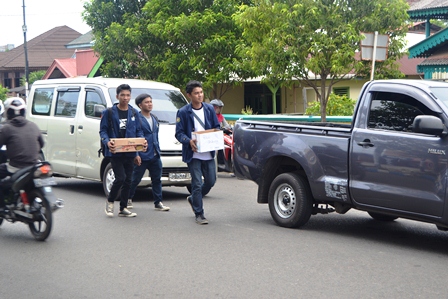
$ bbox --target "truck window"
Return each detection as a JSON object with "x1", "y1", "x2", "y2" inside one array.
[
  {"x1": 31, "y1": 88, "x2": 54, "y2": 116},
  {"x1": 85, "y1": 90, "x2": 106, "y2": 118},
  {"x1": 55, "y1": 91, "x2": 79, "y2": 117},
  {"x1": 368, "y1": 92, "x2": 433, "y2": 132}
]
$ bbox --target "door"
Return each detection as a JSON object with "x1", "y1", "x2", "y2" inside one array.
[
  {"x1": 75, "y1": 86, "x2": 107, "y2": 179},
  {"x1": 46, "y1": 86, "x2": 80, "y2": 176},
  {"x1": 350, "y1": 91, "x2": 447, "y2": 217}
]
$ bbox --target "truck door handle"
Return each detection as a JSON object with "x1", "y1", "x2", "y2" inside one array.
[
  {"x1": 357, "y1": 139, "x2": 374, "y2": 147},
  {"x1": 78, "y1": 125, "x2": 83, "y2": 130},
  {"x1": 69, "y1": 125, "x2": 74, "y2": 134}
]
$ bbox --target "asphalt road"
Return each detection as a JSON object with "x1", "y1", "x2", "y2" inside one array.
[{"x1": 1, "y1": 173, "x2": 448, "y2": 299}]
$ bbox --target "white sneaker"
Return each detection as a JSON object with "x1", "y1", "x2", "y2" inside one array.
[
  {"x1": 118, "y1": 208, "x2": 137, "y2": 217},
  {"x1": 105, "y1": 201, "x2": 114, "y2": 217},
  {"x1": 127, "y1": 199, "x2": 133, "y2": 209}
]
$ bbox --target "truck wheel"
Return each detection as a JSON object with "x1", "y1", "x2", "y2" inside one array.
[
  {"x1": 102, "y1": 162, "x2": 115, "y2": 198},
  {"x1": 368, "y1": 212, "x2": 398, "y2": 222},
  {"x1": 268, "y1": 172, "x2": 313, "y2": 228}
]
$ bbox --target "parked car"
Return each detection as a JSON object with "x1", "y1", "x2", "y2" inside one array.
[{"x1": 27, "y1": 78, "x2": 191, "y2": 196}]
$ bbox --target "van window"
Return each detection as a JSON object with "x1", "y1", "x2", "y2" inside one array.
[
  {"x1": 56, "y1": 91, "x2": 79, "y2": 117},
  {"x1": 32, "y1": 88, "x2": 54, "y2": 116},
  {"x1": 85, "y1": 90, "x2": 106, "y2": 118}
]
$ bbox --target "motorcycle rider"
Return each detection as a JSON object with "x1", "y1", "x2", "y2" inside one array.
[
  {"x1": 210, "y1": 99, "x2": 231, "y2": 133},
  {"x1": 0, "y1": 97, "x2": 44, "y2": 212}
]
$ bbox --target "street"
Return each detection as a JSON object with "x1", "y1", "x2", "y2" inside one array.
[{"x1": 1, "y1": 173, "x2": 448, "y2": 298}]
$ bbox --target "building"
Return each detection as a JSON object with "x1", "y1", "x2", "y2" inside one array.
[
  {"x1": 408, "y1": 0, "x2": 448, "y2": 80},
  {"x1": 0, "y1": 26, "x2": 81, "y2": 97}
]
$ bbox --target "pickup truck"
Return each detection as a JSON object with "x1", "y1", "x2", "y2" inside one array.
[{"x1": 233, "y1": 79, "x2": 448, "y2": 231}]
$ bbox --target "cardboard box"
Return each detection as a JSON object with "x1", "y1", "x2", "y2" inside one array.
[
  {"x1": 111, "y1": 138, "x2": 146, "y2": 153},
  {"x1": 192, "y1": 129, "x2": 224, "y2": 153}
]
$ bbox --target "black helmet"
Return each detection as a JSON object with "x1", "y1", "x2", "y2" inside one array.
[
  {"x1": 4, "y1": 97, "x2": 26, "y2": 119},
  {"x1": 210, "y1": 99, "x2": 224, "y2": 107}
]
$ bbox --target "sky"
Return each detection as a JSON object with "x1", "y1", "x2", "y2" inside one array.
[{"x1": 1, "y1": 0, "x2": 92, "y2": 47}]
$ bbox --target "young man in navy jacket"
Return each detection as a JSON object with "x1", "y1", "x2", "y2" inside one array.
[
  {"x1": 100, "y1": 84, "x2": 146, "y2": 217},
  {"x1": 175, "y1": 80, "x2": 220, "y2": 224},
  {"x1": 127, "y1": 93, "x2": 170, "y2": 212}
]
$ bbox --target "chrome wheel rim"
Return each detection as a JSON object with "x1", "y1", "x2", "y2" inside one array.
[{"x1": 274, "y1": 183, "x2": 296, "y2": 219}]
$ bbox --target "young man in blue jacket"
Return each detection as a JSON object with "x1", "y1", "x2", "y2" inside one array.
[
  {"x1": 100, "y1": 84, "x2": 146, "y2": 217},
  {"x1": 127, "y1": 93, "x2": 170, "y2": 211},
  {"x1": 175, "y1": 80, "x2": 220, "y2": 224}
]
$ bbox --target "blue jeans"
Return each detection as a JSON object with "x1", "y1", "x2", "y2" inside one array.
[
  {"x1": 129, "y1": 155, "x2": 163, "y2": 205},
  {"x1": 108, "y1": 156, "x2": 134, "y2": 211},
  {"x1": 188, "y1": 158, "x2": 216, "y2": 216}
]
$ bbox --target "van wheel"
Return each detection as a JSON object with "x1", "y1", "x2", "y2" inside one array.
[
  {"x1": 368, "y1": 212, "x2": 398, "y2": 222},
  {"x1": 102, "y1": 163, "x2": 115, "y2": 198},
  {"x1": 268, "y1": 172, "x2": 313, "y2": 228}
]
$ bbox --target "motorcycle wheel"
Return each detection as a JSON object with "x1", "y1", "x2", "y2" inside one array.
[{"x1": 28, "y1": 190, "x2": 53, "y2": 241}]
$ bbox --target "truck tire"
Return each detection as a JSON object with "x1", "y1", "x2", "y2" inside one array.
[
  {"x1": 367, "y1": 212, "x2": 398, "y2": 222},
  {"x1": 268, "y1": 172, "x2": 313, "y2": 228}
]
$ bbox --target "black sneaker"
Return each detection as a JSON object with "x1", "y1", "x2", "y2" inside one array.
[
  {"x1": 187, "y1": 196, "x2": 194, "y2": 212},
  {"x1": 195, "y1": 214, "x2": 208, "y2": 225},
  {"x1": 155, "y1": 202, "x2": 170, "y2": 211}
]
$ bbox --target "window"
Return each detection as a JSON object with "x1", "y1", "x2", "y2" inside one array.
[
  {"x1": 55, "y1": 90, "x2": 79, "y2": 117},
  {"x1": 14, "y1": 78, "x2": 20, "y2": 88},
  {"x1": 333, "y1": 87, "x2": 350, "y2": 97},
  {"x1": 368, "y1": 92, "x2": 434, "y2": 132},
  {"x1": 32, "y1": 88, "x2": 54, "y2": 116},
  {"x1": 3, "y1": 78, "x2": 11, "y2": 88},
  {"x1": 85, "y1": 90, "x2": 106, "y2": 118}
]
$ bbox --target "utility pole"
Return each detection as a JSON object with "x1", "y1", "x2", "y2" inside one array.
[{"x1": 22, "y1": 0, "x2": 29, "y2": 99}]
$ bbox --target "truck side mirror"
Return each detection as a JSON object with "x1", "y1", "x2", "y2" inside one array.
[
  {"x1": 94, "y1": 104, "x2": 106, "y2": 118},
  {"x1": 412, "y1": 115, "x2": 445, "y2": 136}
]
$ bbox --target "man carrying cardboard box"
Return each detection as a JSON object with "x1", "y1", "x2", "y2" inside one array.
[
  {"x1": 100, "y1": 84, "x2": 147, "y2": 218},
  {"x1": 175, "y1": 80, "x2": 220, "y2": 225}
]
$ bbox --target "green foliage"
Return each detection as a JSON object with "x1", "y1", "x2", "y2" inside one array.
[
  {"x1": 0, "y1": 85, "x2": 8, "y2": 101},
  {"x1": 20, "y1": 70, "x2": 46, "y2": 86},
  {"x1": 306, "y1": 93, "x2": 356, "y2": 116},
  {"x1": 83, "y1": 0, "x2": 250, "y2": 98},
  {"x1": 235, "y1": 0, "x2": 409, "y2": 120},
  {"x1": 241, "y1": 105, "x2": 254, "y2": 115}
]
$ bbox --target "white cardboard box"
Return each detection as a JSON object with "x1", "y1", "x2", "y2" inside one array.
[{"x1": 192, "y1": 129, "x2": 224, "y2": 153}]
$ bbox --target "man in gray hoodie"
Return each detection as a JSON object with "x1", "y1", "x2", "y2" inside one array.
[{"x1": 0, "y1": 97, "x2": 44, "y2": 210}]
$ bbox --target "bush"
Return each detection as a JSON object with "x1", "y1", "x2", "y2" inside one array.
[{"x1": 305, "y1": 93, "x2": 356, "y2": 116}]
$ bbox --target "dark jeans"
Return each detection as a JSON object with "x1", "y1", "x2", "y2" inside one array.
[
  {"x1": 188, "y1": 158, "x2": 216, "y2": 216},
  {"x1": 108, "y1": 156, "x2": 134, "y2": 211},
  {"x1": 0, "y1": 164, "x2": 12, "y2": 208},
  {"x1": 129, "y1": 155, "x2": 163, "y2": 205}
]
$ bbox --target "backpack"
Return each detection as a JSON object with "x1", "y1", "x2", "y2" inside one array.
[{"x1": 98, "y1": 107, "x2": 138, "y2": 157}]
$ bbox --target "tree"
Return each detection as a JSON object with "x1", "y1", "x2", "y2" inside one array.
[
  {"x1": 235, "y1": 0, "x2": 409, "y2": 120},
  {"x1": 0, "y1": 85, "x2": 8, "y2": 101},
  {"x1": 83, "y1": 0, "x2": 250, "y2": 99},
  {"x1": 20, "y1": 70, "x2": 46, "y2": 86}
]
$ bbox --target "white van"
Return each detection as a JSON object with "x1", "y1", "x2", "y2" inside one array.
[{"x1": 27, "y1": 78, "x2": 191, "y2": 195}]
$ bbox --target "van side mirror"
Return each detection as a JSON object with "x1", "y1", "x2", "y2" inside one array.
[
  {"x1": 94, "y1": 105, "x2": 106, "y2": 118},
  {"x1": 412, "y1": 115, "x2": 445, "y2": 136}
]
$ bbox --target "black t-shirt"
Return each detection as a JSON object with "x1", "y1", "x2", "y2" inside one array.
[{"x1": 117, "y1": 109, "x2": 128, "y2": 138}]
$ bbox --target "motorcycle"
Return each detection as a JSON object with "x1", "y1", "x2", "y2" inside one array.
[
  {"x1": 217, "y1": 128, "x2": 234, "y2": 173},
  {"x1": 0, "y1": 161, "x2": 64, "y2": 241}
]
